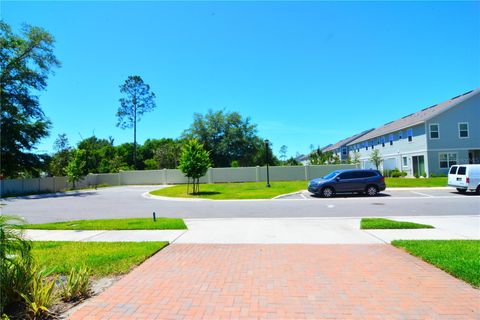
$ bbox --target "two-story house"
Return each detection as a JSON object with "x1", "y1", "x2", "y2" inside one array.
[
  {"x1": 347, "y1": 89, "x2": 480, "y2": 176},
  {"x1": 323, "y1": 129, "x2": 374, "y2": 162}
]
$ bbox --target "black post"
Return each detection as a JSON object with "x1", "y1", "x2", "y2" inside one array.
[
  {"x1": 153, "y1": 211, "x2": 156, "y2": 222},
  {"x1": 265, "y1": 139, "x2": 271, "y2": 188}
]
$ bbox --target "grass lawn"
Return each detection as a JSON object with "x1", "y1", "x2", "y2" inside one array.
[
  {"x1": 385, "y1": 177, "x2": 447, "y2": 187},
  {"x1": 392, "y1": 240, "x2": 480, "y2": 287},
  {"x1": 361, "y1": 218, "x2": 434, "y2": 229},
  {"x1": 23, "y1": 217, "x2": 187, "y2": 230},
  {"x1": 150, "y1": 181, "x2": 307, "y2": 199},
  {"x1": 32, "y1": 241, "x2": 168, "y2": 276}
]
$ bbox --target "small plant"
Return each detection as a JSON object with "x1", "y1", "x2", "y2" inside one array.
[
  {"x1": 369, "y1": 149, "x2": 383, "y2": 170},
  {"x1": 60, "y1": 266, "x2": 91, "y2": 301},
  {"x1": 20, "y1": 267, "x2": 58, "y2": 319},
  {"x1": 0, "y1": 215, "x2": 33, "y2": 315}
]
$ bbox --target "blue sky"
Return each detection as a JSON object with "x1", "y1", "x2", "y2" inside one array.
[{"x1": 2, "y1": 1, "x2": 479, "y2": 158}]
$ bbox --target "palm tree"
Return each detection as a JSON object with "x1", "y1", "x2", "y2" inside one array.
[{"x1": 0, "y1": 215, "x2": 33, "y2": 314}]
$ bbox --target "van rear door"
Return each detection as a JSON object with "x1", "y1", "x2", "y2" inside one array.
[
  {"x1": 448, "y1": 166, "x2": 458, "y2": 186},
  {"x1": 454, "y1": 166, "x2": 468, "y2": 188}
]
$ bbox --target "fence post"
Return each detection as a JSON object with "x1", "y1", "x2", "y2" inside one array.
[
  {"x1": 304, "y1": 165, "x2": 310, "y2": 181},
  {"x1": 162, "y1": 169, "x2": 167, "y2": 184},
  {"x1": 256, "y1": 166, "x2": 260, "y2": 182},
  {"x1": 208, "y1": 168, "x2": 213, "y2": 184}
]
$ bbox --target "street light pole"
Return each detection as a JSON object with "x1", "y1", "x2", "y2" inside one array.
[{"x1": 265, "y1": 139, "x2": 271, "y2": 188}]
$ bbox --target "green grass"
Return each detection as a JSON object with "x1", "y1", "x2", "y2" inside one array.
[
  {"x1": 150, "y1": 181, "x2": 308, "y2": 199},
  {"x1": 32, "y1": 241, "x2": 168, "y2": 276},
  {"x1": 361, "y1": 218, "x2": 434, "y2": 229},
  {"x1": 23, "y1": 218, "x2": 187, "y2": 230},
  {"x1": 385, "y1": 177, "x2": 447, "y2": 187},
  {"x1": 392, "y1": 240, "x2": 480, "y2": 287}
]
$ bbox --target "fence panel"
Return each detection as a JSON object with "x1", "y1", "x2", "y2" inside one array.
[{"x1": 210, "y1": 167, "x2": 257, "y2": 183}]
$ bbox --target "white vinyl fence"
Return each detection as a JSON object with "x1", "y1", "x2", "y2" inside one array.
[{"x1": 0, "y1": 164, "x2": 357, "y2": 197}]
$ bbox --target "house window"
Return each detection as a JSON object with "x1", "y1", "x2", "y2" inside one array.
[
  {"x1": 342, "y1": 147, "x2": 347, "y2": 156},
  {"x1": 458, "y1": 122, "x2": 469, "y2": 138},
  {"x1": 380, "y1": 137, "x2": 385, "y2": 147},
  {"x1": 398, "y1": 131, "x2": 403, "y2": 139},
  {"x1": 439, "y1": 152, "x2": 457, "y2": 169},
  {"x1": 389, "y1": 134, "x2": 394, "y2": 146},
  {"x1": 429, "y1": 124, "x2": 440, "y2": 139},
  {"x1": 402, "y1": 156, "x2": 408, "y2": 167},
  {"x1": 407, "y1": 128, "x2": 413, "y2": 142}
]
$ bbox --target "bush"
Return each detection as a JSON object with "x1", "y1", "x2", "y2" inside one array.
[
  {"x1": 60, "y1": 267, "x2": 91, "y2": 302},
  {"x1": 20, "y1": 267, "x2": 58, "y2": 319}
]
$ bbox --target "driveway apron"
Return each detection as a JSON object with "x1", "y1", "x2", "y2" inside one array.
[{"x1": 69, "y1": 244, "x2": 479, "y2": 319}]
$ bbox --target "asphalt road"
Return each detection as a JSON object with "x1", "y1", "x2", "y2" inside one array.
[{"x1": 1, "y1": 185, "x2": 479, "y2": 223}]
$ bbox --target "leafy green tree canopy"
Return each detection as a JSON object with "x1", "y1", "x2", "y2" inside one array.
[
  {"x1": 65, "y1": 149, "x2": 86, "y2": 189},
  {"x1": 183, "y1": 110, "x2": 261, "y2": 167},
  {"x1": 0, "y1": 21, "x2": 60, "y2": 178},
  {"x1": 178, "y1": 139, "x2": 211, "y2": 194}
]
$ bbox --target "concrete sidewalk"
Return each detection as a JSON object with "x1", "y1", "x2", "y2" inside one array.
[{"x1": 24, "y1": 215, "x2": 479, "y2": 244}]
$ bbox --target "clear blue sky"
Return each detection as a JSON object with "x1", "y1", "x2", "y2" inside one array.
[{"x1": 2, "y1": 1, "x2": 479, "y2": 158}]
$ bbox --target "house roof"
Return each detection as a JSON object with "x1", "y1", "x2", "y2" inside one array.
[
  {"x1": 348, "y1": 89, "x2": 480, "y2": 145},
  {"x1": 323, "y1": 129, "x2": 374, "y2": 152}
]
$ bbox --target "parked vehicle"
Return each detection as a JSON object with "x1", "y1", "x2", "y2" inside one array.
[
  {"x1": 448, "y1": 164, "x2": 480, "y2": 194},
  {"x1": 308, "y1": 169, "x2": 386, "y2": 197}
]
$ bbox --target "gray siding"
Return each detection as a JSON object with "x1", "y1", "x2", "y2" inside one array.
[
  {"x1": 426, "y1": 93, "x2": 480, "y2": 175},
  {"x1": 348, "y1": 123, "x2": 427, "y2": 175}
]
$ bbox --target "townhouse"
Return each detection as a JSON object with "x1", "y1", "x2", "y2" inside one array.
[{"x1": 346, "y1": 89, "x2": 480, "y2": 176}]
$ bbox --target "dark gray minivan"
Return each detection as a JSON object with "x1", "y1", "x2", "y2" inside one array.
[{"x1": 308, "y1": 169, "x2": 386, "y2": 197}]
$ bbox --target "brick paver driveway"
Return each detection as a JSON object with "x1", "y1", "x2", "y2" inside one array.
[{"x1": 70, "y1": 244, "x2": 479, "y2": 319}]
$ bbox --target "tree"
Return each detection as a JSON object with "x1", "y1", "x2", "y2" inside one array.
[
  {"x1": 284, "y1": 157, "x2": 301, "y2": 166},
  {"x1": 65, "y1": 149, "x2": 86, "y2": 189},
  {"x1": 116, "y1": 76, "x2": 156, "y2": 170},
  {"x1": 49, "y1": 133, "x2": 71, "y2": 176},
  {"x1": 77, "y1": 136, "x2": 114, "y2": 173},
  {"x1": 178, "y1": 140, "x2": 211, "y2": 194},
  {"x1": 0, "y1": 22, "x2": 60, "y2": 178},
  {"x1": 370, "y1": 149, "x2": 383, "y2": 170},
  {"x1": 351, "y1": 150, "x2": 361, "y2": 165},
  {"x1": 279, "y1": 145, "x2": 288, "y2": 162},
  {"x1": 183, "y1": 110, "x2": 260, "y2": 167}
]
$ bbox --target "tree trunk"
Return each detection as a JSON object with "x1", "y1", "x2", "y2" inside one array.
[{"x1": 133, "y1": 102, "x2": 137, "y2": 170}]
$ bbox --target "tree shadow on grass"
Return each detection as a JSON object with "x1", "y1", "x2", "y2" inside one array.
[{"x1": 189, "y1": 191, "x2": 221, "y2": 196}]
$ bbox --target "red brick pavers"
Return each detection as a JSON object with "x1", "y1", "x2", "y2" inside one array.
[{"x1": 69, "y1": 244, "x2": 479, "y2": 319}]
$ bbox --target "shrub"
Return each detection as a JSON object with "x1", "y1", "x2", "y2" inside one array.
[
  {"x1": 60, "y1": 266, "x2": 91, "y2": 302},
  {"x1": 0, "y1": 215, "x2": 33, "y2": 315},
  {"x1": 20, "y1": 267, "x2": 58, "y2": 319}
]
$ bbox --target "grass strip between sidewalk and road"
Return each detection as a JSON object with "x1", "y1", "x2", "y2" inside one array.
[
  {"x1": 361, "y1": 218, "x2": 434, "y2": 229},
  {"x1": 22, "y1": 217, "x2": 187, "y2": 230},
  {"x1": 32, "y1": 241, "x2": 168, "y2": 276},
  {"x1": 392, "y1": 240, "x2": 480, "y2": 287},
  {"x1": 150, "y1": 181, "x2": 308, "y2": 199}
]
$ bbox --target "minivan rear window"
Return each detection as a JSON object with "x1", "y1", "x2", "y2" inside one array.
[
  {"x1": 449, "y1": 166, "x2": 458, "y2": 174},
  {"x1": 457, "y1": 166, "x2": 466, "y2": 175}
]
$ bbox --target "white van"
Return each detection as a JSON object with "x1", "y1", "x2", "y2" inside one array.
[{"x1": 448, "y1": 164, "x2": 480, "y2": 194}]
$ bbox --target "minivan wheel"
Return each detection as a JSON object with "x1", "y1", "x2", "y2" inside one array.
[
  {"x1": 365, "y1": 185, "x2": 379, "y2": 196},
  {"x1": 321, "y1": 187, "x2": 335, "y2": 198},
  {"x1": 476, "y1": 186, "x2": 480, "y2": 195},
  {"x1": 457, "y1": 188, "x2": 467, "y2": 194}
]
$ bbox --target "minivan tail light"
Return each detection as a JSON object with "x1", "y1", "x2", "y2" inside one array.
[
  {"x1": 466, "y1": 177, "x2": 470, "y2": 183},
  {"x1": 380, "y1": 176, "x2": 385, "y2": 183}
]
